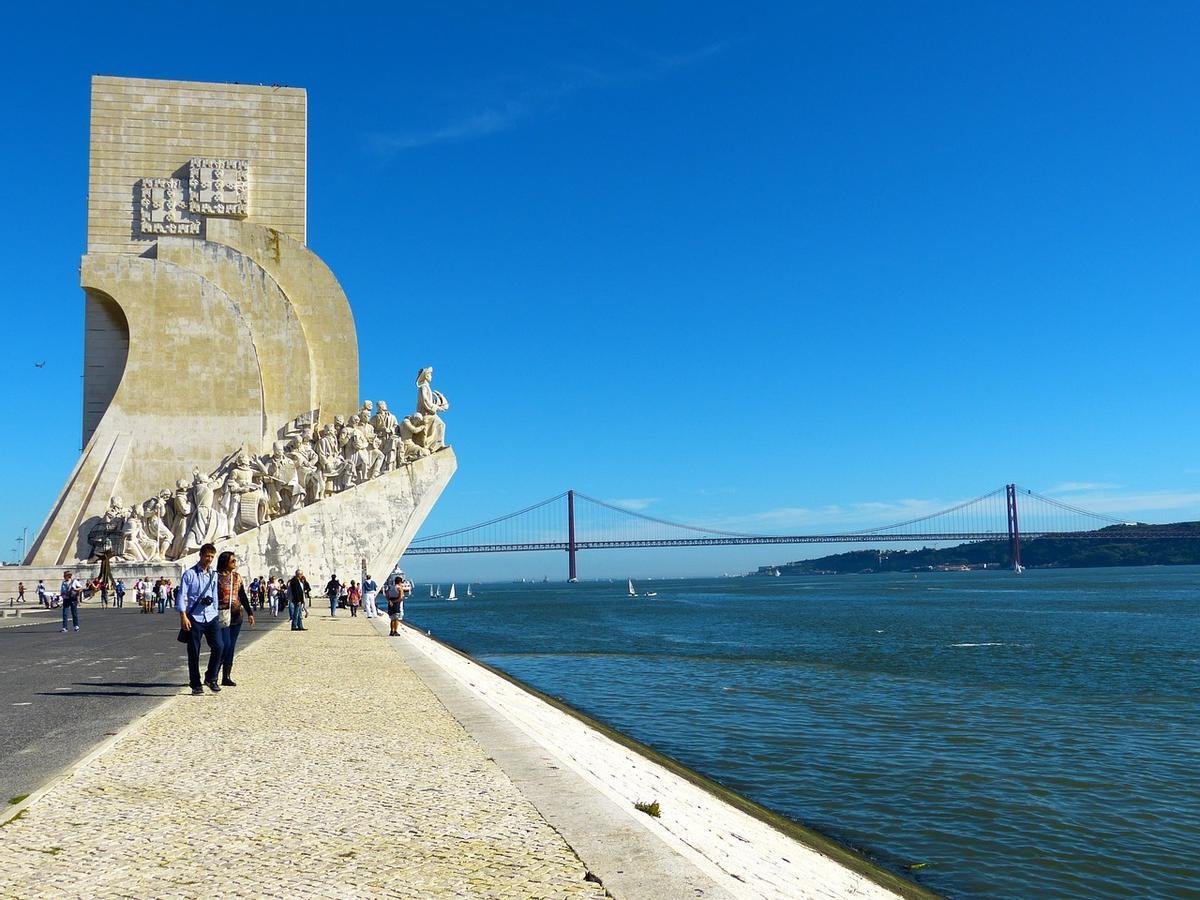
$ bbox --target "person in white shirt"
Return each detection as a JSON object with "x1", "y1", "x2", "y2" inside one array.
[{"x1": 362, "y1": 574, "x2": 378, "y2": 618}]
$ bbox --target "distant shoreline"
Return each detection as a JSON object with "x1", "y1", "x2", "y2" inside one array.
[{"x1": 755, "y1": 523, "x2": 1200, "y2": 575}]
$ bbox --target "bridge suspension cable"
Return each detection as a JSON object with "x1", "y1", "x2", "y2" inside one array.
[{"x1": 404, "y1": 483, "x2": 1185, "y2": 577}]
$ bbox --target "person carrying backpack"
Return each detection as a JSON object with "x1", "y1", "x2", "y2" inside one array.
[
  {"x1": 384, "y1": 575, "x2": 404, "y2": 636},
  {"x1": 59, "y1": 570, "x2": 83, "y2": 633},
  {"x1": 324, "y1": 575, "x2": 341, "y2": 617}
]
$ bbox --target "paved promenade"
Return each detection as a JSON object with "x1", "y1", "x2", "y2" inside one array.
[
  {"x1": 0, "y1": 602, "x2": 274, "y2": 804},
  {"x1": 0, "y1": 611, "x2": 606, "y2": 898}
]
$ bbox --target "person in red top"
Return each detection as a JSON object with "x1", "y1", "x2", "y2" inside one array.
[
  {"x1": 348, "y1": 581, "x2": 362, "y2": 617},
  {"x1": 215, "y1": 551, "x2": 255, "y2": 687}
]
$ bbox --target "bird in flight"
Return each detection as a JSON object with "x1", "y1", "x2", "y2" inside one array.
[{"x1": 34, "y1": 361, "x2": 45, "y2": 368}]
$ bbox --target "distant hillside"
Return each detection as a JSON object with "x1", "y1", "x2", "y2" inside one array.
[{"x1": 756, "y1": 522, "x2": 1200, "y2": 575}]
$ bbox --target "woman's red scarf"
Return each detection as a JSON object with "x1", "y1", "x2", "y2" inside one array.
[{"x1": 218, "y1": 571, "x2": 242, "y2": 611}]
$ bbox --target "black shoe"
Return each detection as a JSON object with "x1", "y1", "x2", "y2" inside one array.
[
  {"x1": 191, "y1": 686, "x2": 204, "y2": 695},
  {"x1": 221, "y1": 679, "x2": 237, "y2": 687},
  {"x1": 205, "y1": 680, "x2": 221, "y2": 693}
]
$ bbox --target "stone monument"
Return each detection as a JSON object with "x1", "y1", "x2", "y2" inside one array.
[{"x1": 18, "y1": 76, "x2": 456, "y2": 585}]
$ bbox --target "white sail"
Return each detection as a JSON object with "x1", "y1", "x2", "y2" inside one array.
[
  {"x1": 466, "y1": 584, "x2": 474, "y2": 597},
  {"x1": 428, "y1": 584, "x2": 434, "y2": 597},
  {"x1": 448, "y1": 584, "x2": 457, "y2": 601},
  {"x1": 628, "y1": 579, "x2": 636, "y2": 597}
]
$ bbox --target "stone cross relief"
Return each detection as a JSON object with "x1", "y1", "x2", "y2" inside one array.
[
  {"x1": 87, "y1": 370, "x2": 451, "y2": 564},
  {"x1": 137, "y1": 157, "x2": 249, "y2": 237}
]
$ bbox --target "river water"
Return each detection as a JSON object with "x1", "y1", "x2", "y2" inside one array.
[{"x1": 404, "y1": 567, "x2": 1199, "y2": 898}]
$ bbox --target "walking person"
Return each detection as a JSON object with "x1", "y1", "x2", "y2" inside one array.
[
  {"x1": 59, "y1": 570, "x2": 82, "y2": 633},
  {"x1": 348, "y1": 581, "x2": 361, "y2": 617},
  {"x1": 178, "y1": 543, "x2": 225, "y2": 695},
  {"x1": 100, "y1": 580, "x2": 109, "y2": 608},
  {"x1": 17, "y1": 582, "x2": 25, "y2": 604},
  {"x1": 215, "y1": 551, "x2": 255, "y2": 687},
  {"x1": 384, "y1": 574, "x2": 404, "y2": 636},
  {"x1": 324, "y1": 574, "x2": 341, "y2": 617},
  {"x1": 362, "y1": 573, "x2": 378, "y2": 618},
  {"x1": 268, "y1": 578, "x2": 280, "y2": 617},
  {"x1": 36, "y1": 580, "x2": 47, "y2": 608},
  {"x1": 115, "y1": 579, "x2": 126, "y2": 609},
  {"x1": 288, "y1": 570, "x2": 308, "y2": 631}
]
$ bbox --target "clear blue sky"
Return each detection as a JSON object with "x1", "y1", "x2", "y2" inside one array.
[{"x1": 1, "y1": 3, "x2": 1197, "y2": 580}]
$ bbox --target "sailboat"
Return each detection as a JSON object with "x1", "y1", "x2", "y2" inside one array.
[
  {"x1": 428, "y1": 584, "x2": 434, "y2": 598},
  {"x1": 628, "y1": 579, "x2": 637, "y2": 598},
  {"x1": 1013, "y1": 563, "x2": 1025, "y2": 574},
  {"x1": 466, "y1": 584, "x2": 474, "y2": 598},
  {"x1": 447, "y1": 584, "x2": 457, "y2": 601},
  {"x1": 435, "y1": 585, "x2": 442, "y2": 598}
]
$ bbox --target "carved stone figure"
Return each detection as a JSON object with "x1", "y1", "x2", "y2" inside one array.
[
  {"x1": 166, "y1": 479, "x2": 192, "y2": 558},
  {"x1": 253, "y1": 442, "x2": 300, "y2": 518},
  {"x1": 371, "y1": 400, "x2": 397, "y2": 437},
  {"x1": 316, "y1": 423, "x2": 344, "y2": 497},
  {"x1": 414, "y1": 367, "x2": 450, "y2": 452},
  {"x1": 87, "y1": 500, "x2": 126, "y2": 561},
  {"x1": 399, "y1": 414, "x2": 432, "y2": 461},
  {"x1": 103, "y1": 496, "x2": 127, "y2": 527},
  {"x1": 120, "y1": 510, "x2": 157, "y2": 562},
  {"x1": 140, "y1": 497, "x2": 171, "y2": 560},
  {"x1": 184, "y1": 471, "x2": 216, "y2": 553},
  {"x1": 269, "y1": 442, "x2": 304, "y2": 514},
  {"x1": 215, "y1": 449, "x2": 264, "y2": 535},
  {"x1": 290, "y1": 429, "x2": 322, "y2": 505},
  {"x1": 378, "y1": 421, "x2": 399, "y2": 472}
]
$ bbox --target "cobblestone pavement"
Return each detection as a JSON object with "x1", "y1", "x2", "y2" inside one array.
[{"x1": 0, "y1": 612, "x2": 608, "y2": 899}]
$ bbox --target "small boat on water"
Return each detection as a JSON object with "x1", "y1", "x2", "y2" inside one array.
[
  {"x1": 435, "y1": 585, "x2": 442, "y2": 598},
  {"x1": 448, "y1": 584, "x2": 457, "y2": 601},
  {"x1": 428, "y1": 584, "x2": 434, "y2": 598},
  {"x1": 627, "y1": 578, "x2": 657, "y2": 598},
  {"x1": 466, "y1": 584, "x2": 474, "y2": 598},
  {"x1": 1013, "y1": 563, "x2": 1025, "y2": 574}
]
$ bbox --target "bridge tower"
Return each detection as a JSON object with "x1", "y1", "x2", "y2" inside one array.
[
  {"x1": 1006, "y1": 484, "x2": 1022, "y2": 570},
  {"x1": 567, "y1": 489, "x2": 578, "y2": 582}
]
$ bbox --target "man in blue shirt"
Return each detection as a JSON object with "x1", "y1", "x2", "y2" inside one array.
[{"x1": 177, "y1": 543, "x2": 225, "y2": 694}]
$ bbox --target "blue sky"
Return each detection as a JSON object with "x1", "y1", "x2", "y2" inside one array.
[{"x1": 1, "y1": 3, "x2": 1197, "y2": 579}]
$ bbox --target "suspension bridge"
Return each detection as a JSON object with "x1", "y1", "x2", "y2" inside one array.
[{"x1": 405, "y1": 484, "x2": 1196, "y2": 579}]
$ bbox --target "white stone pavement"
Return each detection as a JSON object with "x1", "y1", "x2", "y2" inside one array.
[
  {"x1": 0, "y1": 612, "x2": 606, "y2": 898},
  {"x1": 386, "y1": 623, "x2": 909, "y2": 900}
]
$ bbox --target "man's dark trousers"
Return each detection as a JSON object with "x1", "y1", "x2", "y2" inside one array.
[{"x1": 187, "y1": 616, "x2": 225, "y2": 688}]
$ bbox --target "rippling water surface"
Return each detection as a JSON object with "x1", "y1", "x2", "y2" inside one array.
[{"x1": 405, "y1": 567, "x2": 1200, "y2": 898}]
